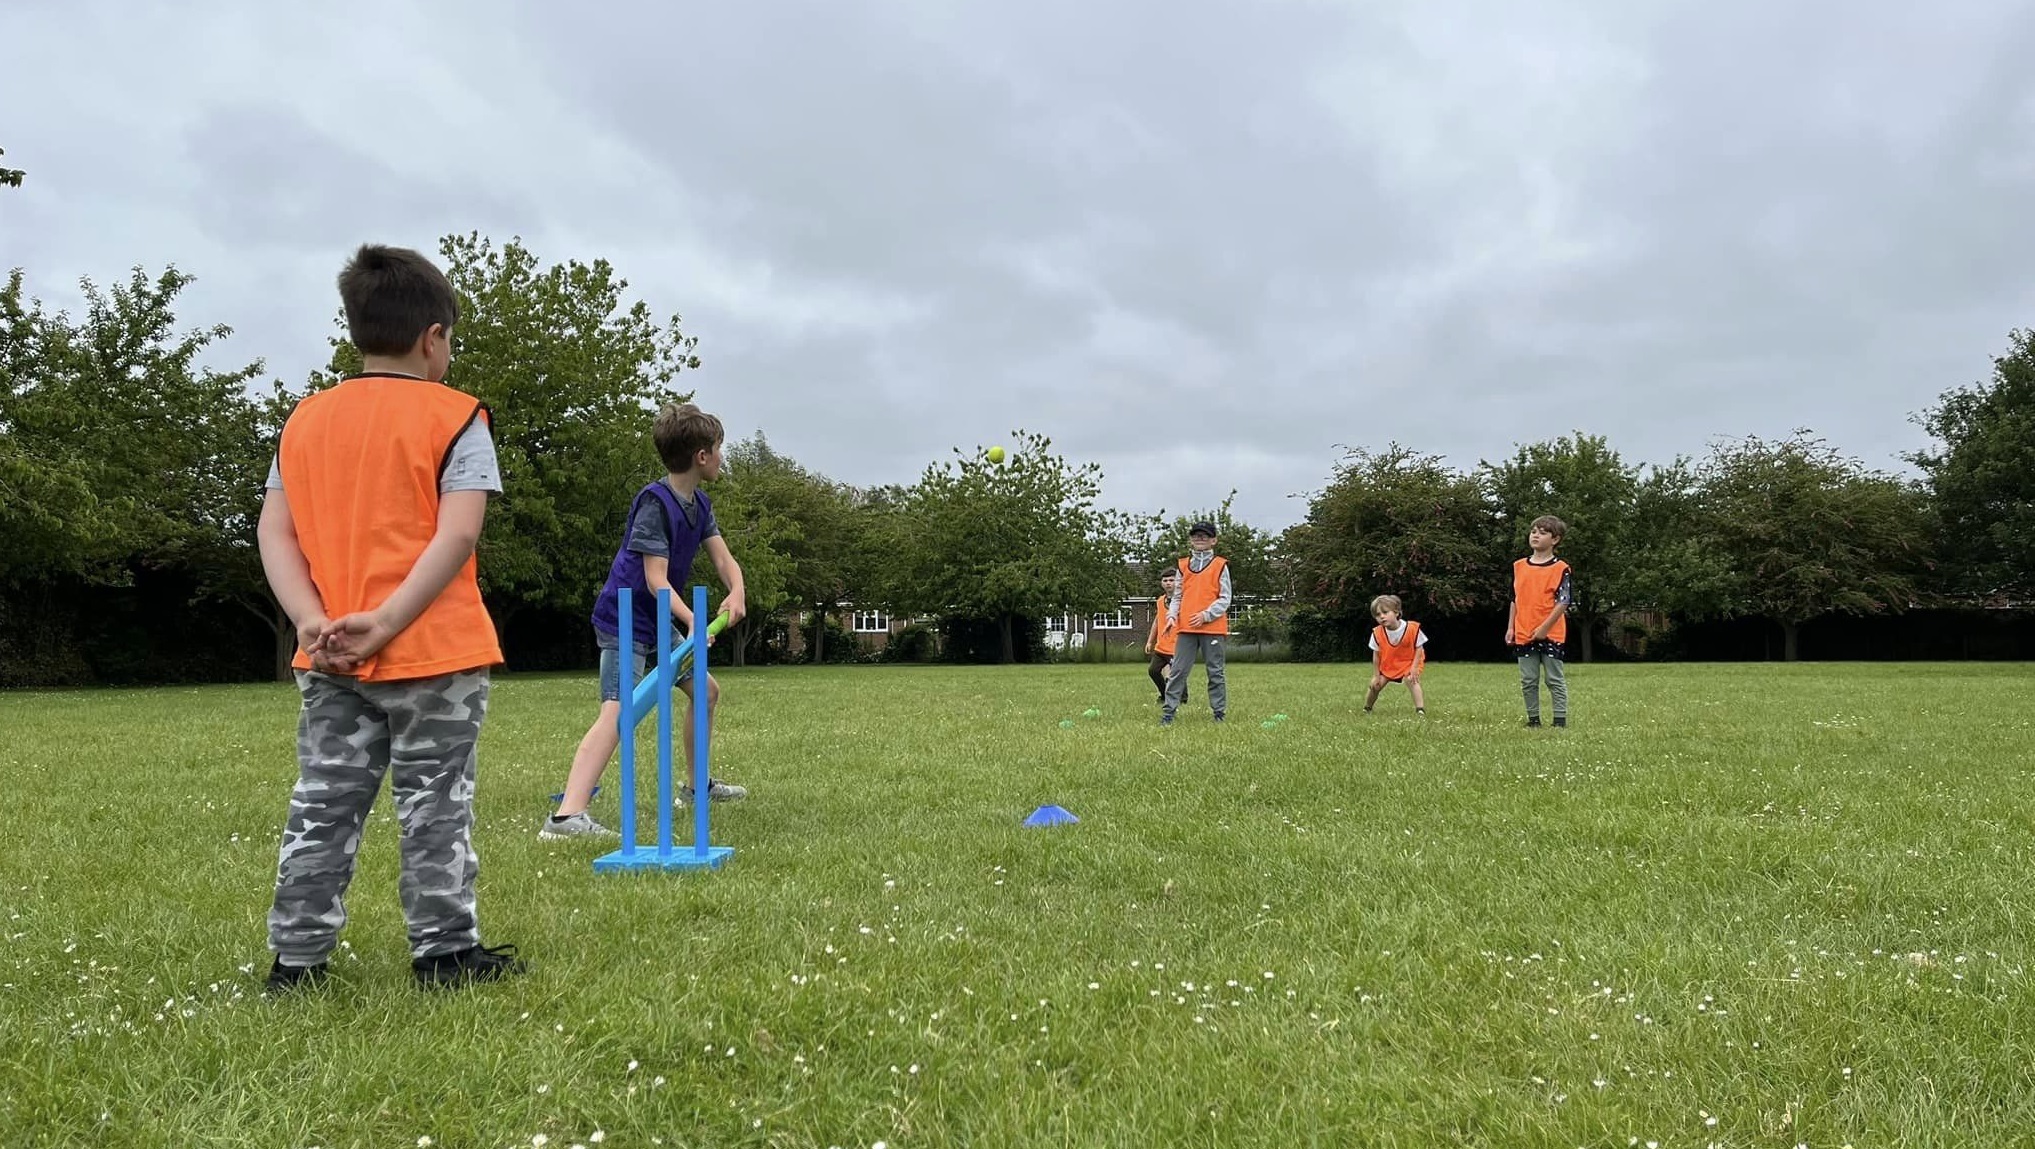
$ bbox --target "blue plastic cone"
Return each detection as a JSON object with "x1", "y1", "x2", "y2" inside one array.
[{"x1": 1024, "y1": 804, "x2": 1079, "y2": 827}]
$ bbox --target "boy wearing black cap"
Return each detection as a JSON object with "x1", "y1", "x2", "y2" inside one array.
[{"x1": 1161, "y1": 521, "x2": 1231, "y2": 726}]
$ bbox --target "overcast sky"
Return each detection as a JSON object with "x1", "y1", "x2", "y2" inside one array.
[{"x1": 5, "y1": 0, "x2": 2033, "y2": 530}]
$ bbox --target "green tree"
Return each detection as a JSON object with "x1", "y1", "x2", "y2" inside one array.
[
  {"x1": 303, "y1": 233, "x2": 702, "y2": 647},
  {"x1": 0, "y1": 265, "x2": 273, "y2": 668},
  {"x1": 1283, "y1": 444, "x2": 1500, "y2": 625},
  {"x1": 686, "y1": 433, "x2": 814, "y2": 666},
  {"x1": 1696, "y1": 432, "x2": 1929, "y2": 660},
  {"x1": 1, "y1": 266, "x2": 265, "y2": 574},
  {"x1": 1911, "y1": 327, "x2": 2035, "y2": 601},
  {"x1": 0, "y1": 147, "x2": 22, "y2": 189},
  {"x1": 736, "y1": 437, "x2": 874, "y2": 667},
  {"x1": 839, "y1": 483, "x2": 917, "y2": 662},
  {"x1": 0, "y1": 270, "x2": 102, "y2": 580},
  {"x1": 1480, "y1": 433, "x2": 1640, "y2": 661},
  {"x1": 1621, "y1": 456, "x2": 1735, "y2": 622},
  {"x1": 194, "y1": 381, "x2": 302, "y2": 678},
  {"x1": 886, "y1": 431, "x2": 1146, "y2": 664}
]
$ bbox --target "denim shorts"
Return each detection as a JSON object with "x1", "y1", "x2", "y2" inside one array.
[
  {"x1": 596, "y1": 627, "x2": 672, "y2": 702},
  {"x1": 597, "y1": 627, "x2": 710, "y2": 702},
  {"x1": 596, "y1": 641, "x2": 652, "y2": 703}
]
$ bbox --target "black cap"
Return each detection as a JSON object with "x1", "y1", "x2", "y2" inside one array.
[{"x1": 1189, "y1": 521, "x2": 1217, "y2": 538}]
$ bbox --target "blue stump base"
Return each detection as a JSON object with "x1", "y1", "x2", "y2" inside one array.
[
  {"x1": 593, "y1": 845, "x2": 735, "y2": 872},
  {"x1": 594, "y1": 586, "x2": 733, "y2": 876}
]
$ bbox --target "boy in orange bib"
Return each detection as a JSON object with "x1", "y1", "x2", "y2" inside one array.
[
  {"x1": 258, "y1": 244, "x2": 523, "y2": 992},
  {"x1": 1161, "y1": 521, "x2": 1231, "y2": 725},
  {"x1": 1506, "y1": 515, "x2": 1573, "y2": 728},
  {"x1": 1363, "y1": 594, "x2": 1427, "y2": 715},
  {"x1": 1143, "y1": 568, "x2": 1183, "y2": 705}
]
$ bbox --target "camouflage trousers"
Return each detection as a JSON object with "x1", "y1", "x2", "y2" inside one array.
[{"x1": 268, "y1": 669, "x2": 490, "y2": 965}]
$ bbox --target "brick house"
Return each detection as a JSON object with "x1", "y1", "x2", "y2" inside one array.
[
  {"x1": 1048, "y1": 595, "x2": 1282, "y2": 653},
  {"x1": 780, "y1": 605, "x2": 921, "y2": 658},
  {"x1": 1043, "y1": 597, "x2": 1157, "y2": 654},
  {"x1": 786, "y1": 594, "x2": 1281, "y2": 659},
  {"x1": 782, "y1": 600, "x2": 1162, "y2": 658}
]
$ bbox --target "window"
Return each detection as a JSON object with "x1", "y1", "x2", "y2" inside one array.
[
  {"x1": 1046, "y1": 614, "x2": 1069, "y2": 632},
  {"x1": 852, "y1": 610, "x2": 890, "y2": 633},
  {"x1": 1091, "y1": 608, "x2": 1133, "y2": 630}
]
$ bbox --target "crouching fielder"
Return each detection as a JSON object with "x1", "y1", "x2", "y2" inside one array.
[{"x1": 1363, "y1": 594, "x2": 1427, "y2": 715}]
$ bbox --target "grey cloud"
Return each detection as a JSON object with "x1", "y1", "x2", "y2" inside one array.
[{"x1": 7, "y1": 0, "x2": 2034, "y2": 531}]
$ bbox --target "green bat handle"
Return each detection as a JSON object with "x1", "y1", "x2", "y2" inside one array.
[{"x1": 674, "y1": 611, "x2": 731, "y2": 674}]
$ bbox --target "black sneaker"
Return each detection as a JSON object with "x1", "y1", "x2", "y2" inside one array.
[
  {"x1": 1525, "y1": 717, "x2": 1543, "y2": 728},
  {"x1": 1212, "y1": 713, "x2": 1226, "y2": 724},
  {"x1": 1552, "y1": 717, "x2": 1567, "y2": 728},
  {"x1": 263, "y1": 958, "x2": 329, "y2": 994},
  {"x1": 413, "y1": 942, "x2": 527, "y2": 990}
]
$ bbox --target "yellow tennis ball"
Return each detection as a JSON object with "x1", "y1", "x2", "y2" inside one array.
[{"x1": 987, "y1": 446, "x2": 1006, "y2": 463}]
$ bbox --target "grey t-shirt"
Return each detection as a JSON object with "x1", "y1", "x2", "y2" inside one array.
[
  {"x1": 624, "y1": 486, "x2": 721, "y2": 558},
  {"x1": 265, "y1": 420, "x2": 502, "y2": 495}
]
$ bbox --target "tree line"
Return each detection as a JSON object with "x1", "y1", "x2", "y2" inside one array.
[{"x1": 3, "y1": 234, "x2": 2030, "y2": 685}]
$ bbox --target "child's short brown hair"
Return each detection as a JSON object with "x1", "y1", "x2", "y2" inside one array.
[
  {"x1": 1531, "y1": 515, "x2": 1567, "y2": 542},
  {"x1": 654, "y1": 402, "x2": 724, "y2": 473},
  {"x1": 1370, "y1": 594, "x2": 1403, "y2": 617},
  {"x1": 338, "y1": 244, "x2": 459, "y2": 356}
]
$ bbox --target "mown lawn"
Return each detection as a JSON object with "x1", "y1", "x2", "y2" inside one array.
[{"x1": 4, "y1": 660, "x2": 2033, "y2": 1147}]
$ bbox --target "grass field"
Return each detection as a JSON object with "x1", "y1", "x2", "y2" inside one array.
[{"x1": 5, "y1": 661, "x2": 2035, "y2": 1148}]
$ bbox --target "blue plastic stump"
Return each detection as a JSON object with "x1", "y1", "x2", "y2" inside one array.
[
  {"x1": 593, "y1": 585, "x2": 735, "y2": 872},
  {"x1": 1024, "y1": 804, "x2": 1080, "y2": 827}
]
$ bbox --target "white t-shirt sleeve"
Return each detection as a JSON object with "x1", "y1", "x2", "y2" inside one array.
[
  {"x1": 440, "y1": 420, "x2": 503, "y2": 494},
  {"x1": 1416, "y1": 627, "x2": 1428, "y2": 647},
  {"x1": 1367, "y1": 633, "x2": 1379, "y2": 651}
]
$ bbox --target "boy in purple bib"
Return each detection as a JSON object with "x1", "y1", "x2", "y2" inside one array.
[{"x1": 542, "y1": 403, "x2": 750, "y2": 837}]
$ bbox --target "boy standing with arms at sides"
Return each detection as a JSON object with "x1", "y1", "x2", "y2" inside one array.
[
  {"x1": 1143, "y1": 568, "x2": 1183, "y2": 705},
  {"x1": 1507, "y1": 515, "x2": 1573, "y2": 728},
  {"x1": 259, "y1": 244, "x2": 524, "y2": 992},
  {"x1": 1161, "y1": 522, "x2": 1230, "y2": 726},
  {"x1": 542, "y1": 402, "x2": 749, "y2": 839},
  {"x1": 1364, "y1": 594, "x2": 1427, "y2": 715}
]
